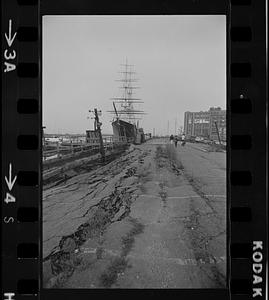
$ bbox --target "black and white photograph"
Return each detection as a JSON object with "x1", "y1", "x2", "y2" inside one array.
[{"x1": 42, "y1": 15, "x2": 226, "y2": 289}]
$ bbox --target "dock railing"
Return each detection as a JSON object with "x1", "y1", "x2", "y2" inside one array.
[{"x1": 43, "y1": 136, "x2": 132, "y2": 163}]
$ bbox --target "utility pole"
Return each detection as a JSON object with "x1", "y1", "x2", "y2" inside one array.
[
  {"x1": 214, "y1": 121, "x2": 222, "y2": 145},
  {"x1": 42, "y1": 126, "x2": 46, "y2": 147},
  {"x1": 42, "y1": 126, "x2": 46, "y2": 161},
  {"x1": 89, "y1": 109, "x2": 105, "y2": 162}
]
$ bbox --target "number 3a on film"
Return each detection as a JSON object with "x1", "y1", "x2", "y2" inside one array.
[{"x1": 3, "y1": 19, "x2": 17, "y2": 73}]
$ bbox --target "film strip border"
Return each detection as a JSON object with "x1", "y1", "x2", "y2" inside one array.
[
  {"x1": 229, "y1": 0, "x2": 267, "y2": 299},
  {"x1": 2, "y1": 0, "x2": 39, "y2": 299},
  {"x1": 1, "y1": 0, "x2": 267, "y2": 299}
]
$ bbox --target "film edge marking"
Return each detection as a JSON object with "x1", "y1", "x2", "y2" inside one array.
[
  {"x1": 252, "y1": 241, "x2": 263, "y2": 298},
  {"x1": 4, "y1": 19, "x2": 17, "y2": 73},
  {"x1": 3, "y1": 163, "x2": 17, "y2": 298},
  {"x1": 4, "y1": 163, "x2": 17, "y2": 204},
  {"x1": 3, "y1": 293, "x2": 15, "y2": 300}
]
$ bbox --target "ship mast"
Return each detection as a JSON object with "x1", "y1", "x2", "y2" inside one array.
[{"x1": 108, "y1": 59, "x2": 145, "y2": 125}]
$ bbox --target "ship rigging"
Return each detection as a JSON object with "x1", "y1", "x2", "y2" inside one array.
[{"x1": 108, "y1": 60, "x2": 146, "y2": 144}]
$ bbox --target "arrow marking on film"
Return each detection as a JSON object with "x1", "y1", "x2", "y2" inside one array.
[
  {"x1": 5, "y1": 19, "x2": 17, "y2": 47},
  {"x1": 5, "y1": 163, "x2": 17, "y2": 191}
]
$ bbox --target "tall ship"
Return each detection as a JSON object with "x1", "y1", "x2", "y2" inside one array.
[{"x1": 108, "y1": 60, "x2": 145, "y2": 144}]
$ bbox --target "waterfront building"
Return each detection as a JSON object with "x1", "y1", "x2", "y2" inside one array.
[
  {"x1": 184, "y1": 107, "x2": 226, "y2": 141},
  {"x1": 208, "y1": 107, "x2": 226, "y2": 141}
]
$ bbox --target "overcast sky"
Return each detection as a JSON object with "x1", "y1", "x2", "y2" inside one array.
[{"x1": 43, "y1": 15, "x2": 226, "y2": 135}]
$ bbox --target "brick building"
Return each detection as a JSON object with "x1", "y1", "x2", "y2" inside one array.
[
  {"x1": 184, "y1": 107, "x2": 226, "y2": 141},
  {"x1": 208, "y1": 107, "x2": 226, "y2": 141},
  {"x1": 184, "y1": 111, "x2": 210, "y2": 138}
]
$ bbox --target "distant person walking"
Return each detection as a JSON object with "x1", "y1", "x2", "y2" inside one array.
[
  {"x1": 181, "y1": 133, "x2": 186, "y2": 146},
  {"x1": 169, "y1": 134, "x2": 174, "y2": 145},
  {"x1": 174, "y1": 135, "x2": 178, "y2": 147}
]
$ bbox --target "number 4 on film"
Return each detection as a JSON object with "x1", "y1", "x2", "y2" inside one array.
[{"x1": 4, "y1": 163, "x2": 17, "y2": 204}]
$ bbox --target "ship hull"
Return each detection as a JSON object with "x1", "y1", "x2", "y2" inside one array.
[{"x1": 112, "y1": 119, "x2": 137, "y2": 142}]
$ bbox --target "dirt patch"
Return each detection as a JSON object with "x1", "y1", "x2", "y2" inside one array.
[
  {"x1": 183, "y1": 174, "x2": 217, "y2": 213},
  {"x1": 155, "y1": 144, "x2": 183, "y2": 173},
  {"x1": 99, "y1": 257, "x2": 129, "y2": 288},
  {"x1": 158, "y1": 182, "x2": 167, "y2": 208},
  {"x1": 207, "y1": 144, "x2": 226, "y2": 152},
  {"x1": 121, "y1": 219, "x2": 144, "y2": 257},
  {"x1": 99, "y1": 218, "x2": 144, "y2": 288},
  {"x1": 182, "y1": 199, "x2": 225, "y2": 287}
]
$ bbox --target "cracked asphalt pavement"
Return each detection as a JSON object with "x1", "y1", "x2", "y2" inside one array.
[{"x1": 43, "y1": 138, "x2": 226, "y2": 288}]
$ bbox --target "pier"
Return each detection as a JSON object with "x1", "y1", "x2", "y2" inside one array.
[{"x1": 43, "y1": 137, "x2": 226, "y2": 288}]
